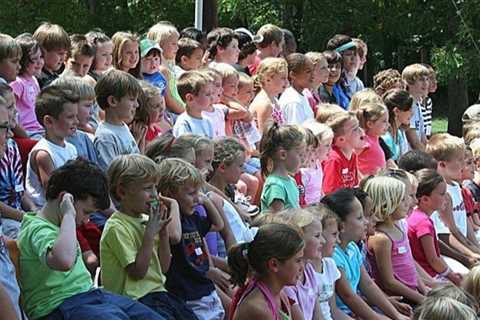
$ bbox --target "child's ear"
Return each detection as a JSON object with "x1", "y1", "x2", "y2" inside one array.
[
  {"x1": 184, "y1": 93, "x2": 195, "y2": 103},
  {"x1": 107, "y1": 95, "x2": 118, "y2": 108},
  {"x1": 266, "y1": 257, "x2": 280, "y2": 273},
  {"x1": 365, "y1": 120, "x2": 374, "y2": 130},
  {"x1": 277, "y1": 148, "x2": 287, "y2": 160},
  {"x1": 180, "y1": 55, "x2": 189, "y2": 65},
  {"x1": 43, "y1": 115, "x2": 54, "y2": 128},
  {"x1": 438, "y1": 160, "x2": 447, "y2": 169},
  {"x1": 116, "y1": 184, "x2": 126, "y2": 200}
]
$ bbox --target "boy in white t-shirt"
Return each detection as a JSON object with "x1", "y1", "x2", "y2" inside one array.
[
  {"x1": 26, "y1": 85, "x2": 79, "y2": 207},
  {"x1": 201, "y1": 68, "x2": 228, "y2": 138},
  {"x1": 427, "y1": 133, "x2": 480, "y2": 269},
  {"x1": 173, "y1": 70, "x2": 214, "y2": 138}
]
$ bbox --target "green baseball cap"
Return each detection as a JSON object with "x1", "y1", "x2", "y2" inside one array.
[{"x1": 140, "y1": 38, "x2": 162, "y2": 58}]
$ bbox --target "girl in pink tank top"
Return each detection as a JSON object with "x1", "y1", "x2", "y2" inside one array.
[
  {"x1": 227, "y1": 223, "x2": 304, "y2": 320},
  {"x1": 365, "y1": 176, "x2": 427, "y2": 307}
]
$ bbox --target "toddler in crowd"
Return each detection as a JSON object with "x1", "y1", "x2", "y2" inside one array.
[{"x1": 140, "y1": 38, "x2": 168, "y2": 96}]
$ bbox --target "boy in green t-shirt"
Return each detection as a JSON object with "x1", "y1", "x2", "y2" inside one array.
[
  {"x1": 18, "y1": 159, "x2": 164, "y2": 320},
  {"x1": 101, "y1": 154, "x2": 198, "y2": 319}
]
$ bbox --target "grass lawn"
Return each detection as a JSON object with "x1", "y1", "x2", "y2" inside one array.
[{"x1": 432, "y1": 117, "x2": 448, "y2": 134}]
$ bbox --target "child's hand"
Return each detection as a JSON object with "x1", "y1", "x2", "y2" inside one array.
[
  {"x1": 388, "y1": 296, "x2": 412, "y2": 317},
  {"x1": 130, "y1": 121, "x2": 147, "y2": 144},
  {"x1": 145, "y1": 199, "x2": 172, "y2": 237},
  {"x1": 59, "y1": 193, "x2": 76, "y2": 218},
  {"x1": 447, "y1": 272, "x2": 463, "y2": 285},
  {"x1": 157, "y1": 195, "x2": 178, "y2": 210},
  {"x1": 440, "y1": 193, "x2": 453, "y2": 215},
  {"x1": 206, "y1": 267, "x2": 231, "y2": 293}
]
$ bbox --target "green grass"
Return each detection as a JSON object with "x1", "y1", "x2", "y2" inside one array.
[{"x1": 432, "y1": 117, "x2": 448, "y2": 134}]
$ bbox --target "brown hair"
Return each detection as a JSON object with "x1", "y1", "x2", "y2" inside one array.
[
  {"x1": 33, "y1": 22, "x2": 70, "y2": 52},
  {"x1": 95, "y1": 69, "x2": 142, "y2": 110},
  {"x1": 35, "y1": 85, "x2": 80, "y2": 126},
  {"x1": 414, "y1": 168, "x2": 444, "y2": 198},
  {"x1": 228, "y1": 223, "x2": 304, "y2": 287}
]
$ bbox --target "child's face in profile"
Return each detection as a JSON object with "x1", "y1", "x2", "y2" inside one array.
[
  {"x1": 73, "y1": 195, "x2": 98, "y2": 226},
  {"x1": 113, "y1": 94, "x2": 139, "y2": 124},
  {"x1": 147, "y1": 94, "x2": 165, "y2": 125},
  {"x1": 94, "y1": 40, "x2": 113, "y2": 72},
  {"x1": 181, "y1": 48, "x2": 204, "y2": 71},
  {"x1": 3, "y1": 91, "x2": 17, "y2": 128},
  {"x1": 67, "y1": 54, "x2": 94, "y2": 77},
  {"x1": 162, "y1": 35, "x2": 179, "y2": 61},
  {"x1": 194, "y1": 146, "x2": 214, "y2": 179},
  {"x1": 237, "y1": 82, "x2": 255, "y2": 106},
  {"x1": 0, "y1": 54, "x2": 21, "y2": 82},
  {"x1": 25, "y1": 47, "x2": 44, "y2": 78},
  {"x1": 327, "y1": 62, "x2": 341, "y2": 85},
  {"x1": 119, "y1": 180, "x2": 159, "y2": 216},
  {"x1": 292, "y1": 60, "x2": 313, "y2": 91},
  {"x1": 77, "y1": 99, "x2": 94, "y2": 128},
  {"x1": 462, "y1": 150, "x2": 475, "y2": 181},
  {"x1": 170, "y1": 184, "x2": 200, "y2": 215},
  {"x1": 322, "y1": 219, "x2": 340, "y2": 257},
  {"x1": 43, "y1": 48, "x2": 67, "y2": 73},
  {"x1": 342, "y1": 49, "x2": 358, "y2": 73},
  {"x1": 268, "y1": 71, "x2": 289, "y2": 96},
  {"x1": 441, "y1": 151, "x2": 465, "y2": 182},
  {"x1": 316, "y1": 136, "x2": 333, "y2": 163},
  {"x1": 409, "y1": 75, "x2": 430, "y2": 98},
  {"x1": 222, "y1": 152, "x2": 246, "y2": 185},
  {"x1": 141, "y1": 51, "x2": 161, "y2": 75},
  {"x1": 222, "y1": 76, "x2": 239, "y2": 99},
  {"x1": 340, "y1": 119, "x2": 366, "y2": 149},
  {"x1": 120, "y1": 40, "x2": 139, "y2": 71},
  {"x1": 191, "y1": 85, "x2": 213, "y2": 112},
  {"x1": 342, "y1": 198, "x2": 368, "y2": 243},
  {"x1": 49, "y1": 102, "x2": 79, "y2": 139},
  {"x1": 362, "y1": 196, "x2": 376, "y2": 238}
]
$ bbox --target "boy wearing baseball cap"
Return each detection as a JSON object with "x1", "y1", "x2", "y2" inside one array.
[{"x1": 140, "y1": 38, "x2": 167, "y2": 96}]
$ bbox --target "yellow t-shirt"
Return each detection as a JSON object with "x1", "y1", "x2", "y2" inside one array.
[{"x1": 100, "y1": 211, "x2": 167, "y2": 299}]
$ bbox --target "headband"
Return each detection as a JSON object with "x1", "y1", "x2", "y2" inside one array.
[{"x1": 335, "y1": 41, "x2": 356, "y2": 53}]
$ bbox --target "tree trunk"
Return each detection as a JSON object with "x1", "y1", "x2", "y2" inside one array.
[
  {"x1": 203, "y1": 0, "x2": 217, "y2": 32},
  {"x1": 447, "y1": 75, "x2": 469, "y2": 137}
]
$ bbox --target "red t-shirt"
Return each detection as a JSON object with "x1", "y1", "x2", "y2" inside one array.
[
  {"x1": 322, "y1": 146, "x2": 359, "y2": 194},
  {"x1": 293, "y1": 171, "x2": 307, "y2": 208},
  {"x1": 462, "y1": 186, "x2": 476, "y2": 217},
  {"x1": 145, "y1": 124, "x2": 163, "y2": 142},
  {"x1": 407, "y1": 208, "x2": 440, "y2": 277}
]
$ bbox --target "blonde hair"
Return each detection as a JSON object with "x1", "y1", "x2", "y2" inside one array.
[
  {"x1": 33, "y1": 22, "x2": 70, "y2": 51},
  {"x1": 0, "y1": 33, "x2": 21, "y2": 61},
  {"x1": 256, "y1": 57, "x2": 288, "y2": 87},
  {"x1": 355, "y1": 102, "x2": 388, "y2": 130},
  {"x1": 464, "y1": 125, "x2": 480, "y2": 146},
  {"x1": 463, "y1": 265, "x2": 480, "y2": 303},
  {"x1": 315, "y1": 103, "x2": 347, "y2": 123},
  {"x1": 177, "y1": 70, "x2": 210, "y2": 101},
  {"x1": 272, "y1": 208, "x2": 315, "y2": 232},
  {"x1": 107, "y1": 154, "x2": 160, "y2": 202},
  {"x1": 402, "y1": 63, "x2": 430, "y2": 86},
  {"x1": 426, "y1": 133, "x2": 466, "y2": 162},
  {"x1": 111, "y1": 31, "x2": 140, "y2": 76},
  {"x1": 302, "y1": 119, "x2": 334, "y2": 143},
  {"x1": 211, "y1": 62, "x2": 239, "y2": 82},
  {"x1": 470, "y1": 138, "x2": 480, "y2": 158},
  {"x1": 413, "y1": 297, "x2": 476, "y2": 320},
  {"x1": 147, "y1": 23, "x2": 180, "y2": 49},
  {"x1": 304, "y1": 204, "x2": 338, "y2": 228},
  {"x1": 305, "y1": 52, "x2": 326, "y2": 66},
  {"x1": 326, "y1": 112, "x2": 357, "y2": 137},
  {"x1": 95, "y1": 69, "x2": 142, "y2": 110},
  {"x1": 352, "y1": 38, "x2": 367, "y2": 57},
  {"x1": 157, "y1": 158, "x2": 204, "y2": 194},
  {"x1": 238, "y1": 72, "x2": 253, "y2": 89},
  {"x1": 53, "y1": 76, "x2": 95, "y2": 101},
  {"x1": 349, "y1": 88, "x2": 382, "y2": 112},
  {"x1": 145, "y1": 133, "x2": 195, "y2": 163},
  {"x1": 180, "y1": 134, "x2": 214, "y2": 156},
  {"x1": 364, "y1": 176, "x2": 406, "y2": 223}
]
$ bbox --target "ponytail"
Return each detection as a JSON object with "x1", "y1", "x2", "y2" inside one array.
[{"x1": 228, "y1": 223, "x2": 304, "y2": 287}]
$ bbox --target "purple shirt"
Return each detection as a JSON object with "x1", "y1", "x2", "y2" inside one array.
[{"x1": 284, "y1": 262, "x2": 319, "y2": 320}]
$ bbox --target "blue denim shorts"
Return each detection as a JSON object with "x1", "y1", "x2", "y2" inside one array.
[
  {"x1": 42, "y1": 289, "x2": 165, "y2": 320},
  {"x1": 139, "y1": 291, "x2": 199, "y2": 320}
]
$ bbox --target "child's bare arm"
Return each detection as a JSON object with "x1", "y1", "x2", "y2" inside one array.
[
  {"x1": 226, "y1": 101, "x2": 252, "y2": 121},
  {"x1": 420, "y1": 235, "x2": 450, "y2": 274},
  {"x1": 46, "y1": 193, "x2": 78, "y2": 271},
  {"x1": 208, "y1": 192, "x2": 236, "y2": 249},
  {"x1": 269, "y1": 199, "x2": 285, "y2": 213},
  {"x1": 202, "y1": 194, "x2": 224, "y2": 232},
  {"x1": 160, "y1": 67, "x2": 185, "y2": 114},
  {"x1": 0, "y1": 283, "x2": 18, "y2": 320},
  {"x1": 160, "y1": 195, "x2": 182, "y2": 244},
  {"x1": 405, "y1": 128, "x2": 425, "y2": 151},
  {"x1": 33, "y1": 150, "x2": 55, "y2": 189},
  {"x1": 0, "y1": 202, "x2": 23, "y2": 221},
  {"x1": 370, "y1": 234, "x2": 425, "y2": 304},
  {"x1": 328, "y1": 295, "x2": 354, "y2": 320}
]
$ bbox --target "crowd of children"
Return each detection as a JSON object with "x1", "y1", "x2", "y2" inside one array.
[{"x1": 0, "y1": 19, "x2": 480, "y2": 320}]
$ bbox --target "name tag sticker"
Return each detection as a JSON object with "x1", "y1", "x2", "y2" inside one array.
[
  {"x1": 15, "y1": 184, "x2": 24, "y2": 192},
  {"x1": 398, "y1": 246, "x2": 407, "y2": 254},
  {"x1": 342, "y1": 168, "x2": 349, "y2": 174},
  {"x1": 195, "y1": 247, "x2": 203, "y2": 256}
]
